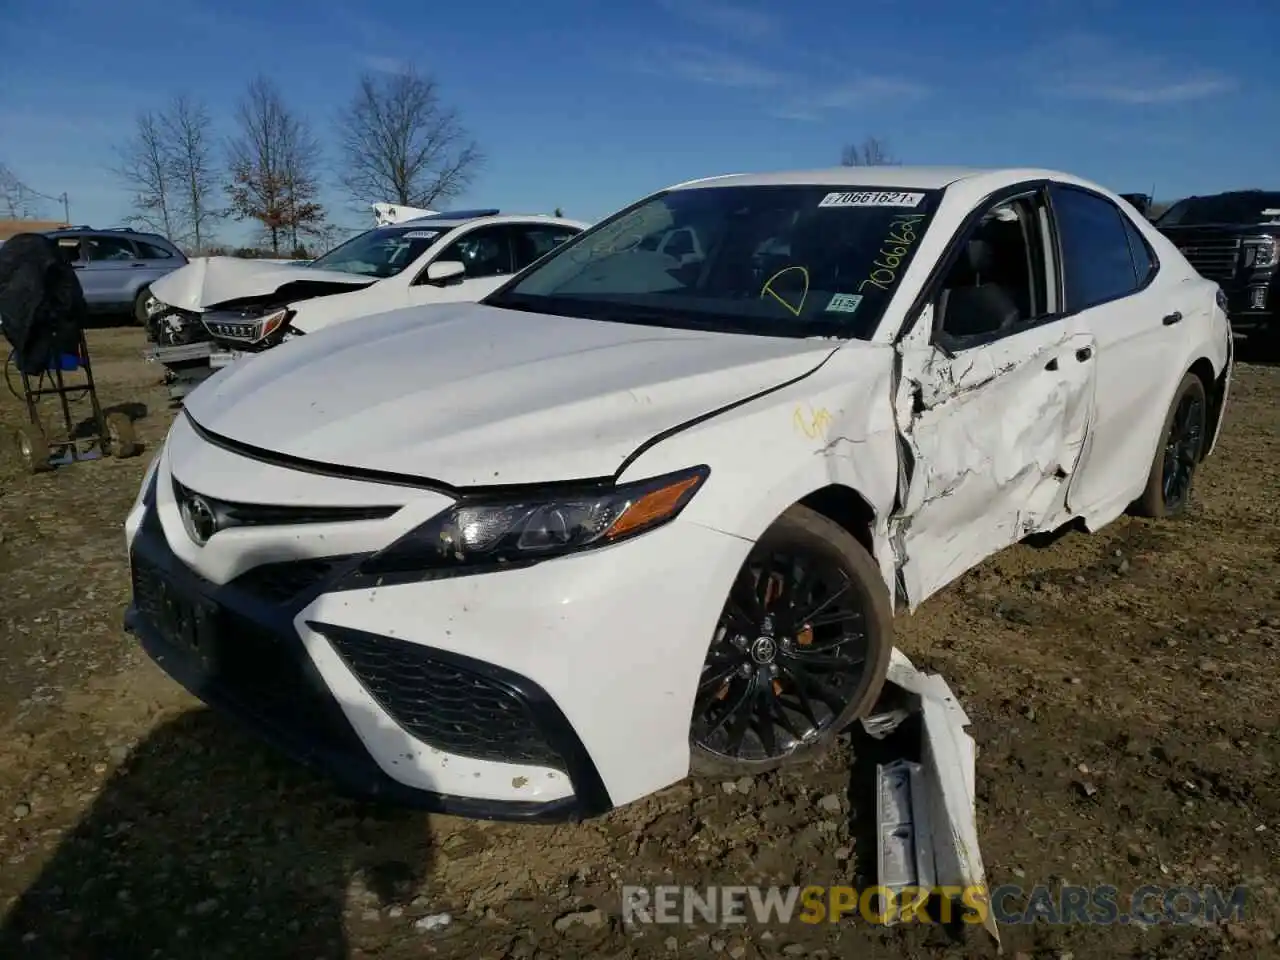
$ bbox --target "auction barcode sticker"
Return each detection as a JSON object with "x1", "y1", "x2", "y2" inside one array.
[{"x1": 819, "y1": 191, "x2": 925, "y2": 208}]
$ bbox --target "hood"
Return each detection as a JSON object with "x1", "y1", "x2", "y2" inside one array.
[
  {"x1": 149, "y1": 256, "x2": 374, "y2": 312},
  {"x1": 182, "y1": 302, "x2": 842, "y2": 488}
]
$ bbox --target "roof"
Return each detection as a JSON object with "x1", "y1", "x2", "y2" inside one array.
[
  {"x1": 670, "y1": 166, "x2": 1073, "y2": 191},
  {"x1": 46, "y1": 225, "x2": 169, "y2": 240},
  {"x1": 391, "y1": 213, "x2": 589, "y2": 230}
]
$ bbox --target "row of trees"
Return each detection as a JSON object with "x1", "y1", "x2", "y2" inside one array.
[
  {"x1": 110, "y1": 70, "x2": 484, "y2": 256},
  {"x1": 840, "y1": 136, "x2": 898, "y2": 167},
  {"x1": 109, "y1": 69, "x2": 484, "y2": 256}
]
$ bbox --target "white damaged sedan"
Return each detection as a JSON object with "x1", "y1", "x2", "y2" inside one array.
[{"x1": 124, "y1": 166, "x2": 1233, "y2": 821}]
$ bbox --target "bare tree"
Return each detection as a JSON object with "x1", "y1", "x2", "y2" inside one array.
[
  {"x1": 278, "y1": 107, "x2": 327, "y2": 254},
  {"x1": 335, "y1": 68, "x2": 483, "y2": 208},
  {"x1": 0, "y1": 162, "x2": 40, "y2": 218},
  {"x1": 840, "y1": 136, "x2": 898, "y2": 167},
  {"x1": 225, "y1": 76, "x2": 327, "y2": 256},
  {"x1": 112, "y1": 113, "x2": 177, "y2": 236},
  {"x1": 161, "y1": 95, "x2": 221, "y2": 253}
]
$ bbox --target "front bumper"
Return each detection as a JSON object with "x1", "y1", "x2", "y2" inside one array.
[
  {"x1": 123, "y1": 433, "x2": 749, "y2": 819},
  {"x1": 125, "y1": 489, "x2": 608, "y2": 821}
]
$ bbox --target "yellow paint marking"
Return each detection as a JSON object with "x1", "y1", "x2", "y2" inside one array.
[
  {"x1": 761, "y1": 265, "x2": 810, "y2": 317},
  {"x1": 793, "y1": 404, "x2": 833, "y2": 439}
]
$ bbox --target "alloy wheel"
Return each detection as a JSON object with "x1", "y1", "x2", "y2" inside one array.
[
  {"x1": 1161, "y1": 390, "x2": 1205, "y2": 512},
  {"x1": 691, "y1": 544, "x2": 872, "y2": 764}
]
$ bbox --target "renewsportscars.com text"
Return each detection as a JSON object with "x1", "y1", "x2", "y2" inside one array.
[{"x1": 621, "y1": 883, "x2": 1248, "y2": 927}]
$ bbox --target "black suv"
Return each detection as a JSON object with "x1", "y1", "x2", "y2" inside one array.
[{"x1": 1152, "y1": 191, "x2": 1280, "y2": 340}]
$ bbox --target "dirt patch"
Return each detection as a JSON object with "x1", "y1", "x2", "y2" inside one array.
[{"x1": 0, "y1": 327, "x2": 1277, "y2": 958}]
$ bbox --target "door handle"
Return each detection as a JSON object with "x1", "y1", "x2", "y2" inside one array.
[
  {"x1": 131, "y1": 262, "x2": 148, "y2": 268},
  {"x1": 1075, "y1": 346, "x2": 1093, "y2": 362},
  {"x1": 1162, "y1": 311, "x2": 1182, "y2": 326}
]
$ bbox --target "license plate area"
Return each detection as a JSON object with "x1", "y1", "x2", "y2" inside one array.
[
  {"x1": 209, "y1": 350, "x2": 243, "y2": 369},
  {"x1": 132, "y1": 557, "x2": 222, "y2": 675}
]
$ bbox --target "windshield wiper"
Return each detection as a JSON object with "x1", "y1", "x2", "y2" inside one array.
[
  {"x1": 488, "y1": 294, "x2": 851, "y2": 339},
  {"x1": 596, "y1": 308, "x2": 764, "y2": 336}
]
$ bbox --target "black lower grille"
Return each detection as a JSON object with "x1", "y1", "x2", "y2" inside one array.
[
  {"x1": 321, "y1": 627, "x2": 566, "y2": 771},
  {"x1": 132, "y1": 554, "x2": 363, "y2": 753},
  {"x1": 232, "y1": 558, "x2": 347, "y2": 603}
]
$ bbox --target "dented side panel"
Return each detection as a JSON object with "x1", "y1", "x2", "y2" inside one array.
[
  {"x1": 619, "y1": 342, "x2": 904, "y2": 600},
  {"x1": 889, "y1": 315, "x2": 1098, "y2": 610}
]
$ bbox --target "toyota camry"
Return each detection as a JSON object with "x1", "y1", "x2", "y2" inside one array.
[{"x1": 124, "y1": 166, "x2": 1233, "y2": 821}]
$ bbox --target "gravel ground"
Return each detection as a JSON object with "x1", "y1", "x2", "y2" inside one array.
[{"x1": 1, "y1": 326, "x2": 1277, "y2": 959}]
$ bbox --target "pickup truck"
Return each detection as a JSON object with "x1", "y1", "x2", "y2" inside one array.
[{"x1": 1152, "y1": 190, "x2": 1280, "y2": 342}]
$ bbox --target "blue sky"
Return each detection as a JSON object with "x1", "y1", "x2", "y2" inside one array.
[{"x1": 2, "y1": 0, "x2": 1276, "y2": 247}]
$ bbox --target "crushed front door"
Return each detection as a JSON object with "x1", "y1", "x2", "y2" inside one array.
[{"x1": 889, "y1": 314, "x2": 1098, "y2": 610}]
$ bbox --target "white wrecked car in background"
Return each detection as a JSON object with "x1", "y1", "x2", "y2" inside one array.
[
  {"x1": 143, "y1": 208, "x2": 587, "y2": 399},
  {"x1": 372, "y1": 202, "x2": 437, "y2": 225},
  {"x1": 125, "y1": 166, "x2": 1231, "y2": 825}
]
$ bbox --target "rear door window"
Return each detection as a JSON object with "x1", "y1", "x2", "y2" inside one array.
[{"x1": 1050, "y1": 185, "x2": 1140, "y2": 312}]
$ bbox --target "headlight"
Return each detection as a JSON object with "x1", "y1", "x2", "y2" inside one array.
[
  {"x1": 1243, "y1": 236, "x2": 1277, "y2": 270},
  {"x1": 204, "y1": 307, "x2": 293, "y2": 344},
  {"x1": 258, "y1": 307, "x2": 292, "y2": 340},
  {"x1": 357, "y1": 465, "x2": 709, "y2": 578}
]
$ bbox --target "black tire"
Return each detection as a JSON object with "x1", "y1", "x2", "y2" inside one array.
[
  {"x1": 1132, "y1": 372, "x2": 1208, "y2": 519},
  {"x1": 104, "y1": 412, "x2": 141, "y2": 459},
  {"x1": 132, "y1": 288, "x2": 152, "y2": 327},
  {"x1": 689, "y1": 504, "x2": 894, "y2": 778}
]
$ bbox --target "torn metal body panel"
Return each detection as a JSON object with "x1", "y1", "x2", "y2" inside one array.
[
  {"x1": 875, "y1": 759, "x2": 936, "y2": 901},
  {"x1": 889, "y1": 309, "x2": 1097, "y2": 610},
  {"x1": 868, "y1": 650, "x2": 999, "y2": 947}
]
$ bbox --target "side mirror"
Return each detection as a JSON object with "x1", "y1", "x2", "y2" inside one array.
[{"x1": 425, "y1": 260, "x2": 465, "y2": 284}]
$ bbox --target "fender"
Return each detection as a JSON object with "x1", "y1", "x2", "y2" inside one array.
[{"x1": 619, "y1": 343, "x2": 902, "y2": 592}]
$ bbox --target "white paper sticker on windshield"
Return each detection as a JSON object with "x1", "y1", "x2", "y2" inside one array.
[
  {"x1": 819, "y1": 191, "x2": 924, "y2": 208},
  {"x1": 826, "y1": 293, "x2": 863, "y2": 314},
  {"x1": 401, "y1": 231, "x2": 438, "y2": 240}
]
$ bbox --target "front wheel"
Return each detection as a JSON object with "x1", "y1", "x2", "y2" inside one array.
[
  {"x1": 1133, "y1": 372, "x2": 1208, "y2": 519},
  {"x1": 689, "y1": 505, "x2": 893, "y2": 778}
]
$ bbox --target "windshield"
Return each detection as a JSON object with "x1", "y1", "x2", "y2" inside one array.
[
  {"x1": 308, "y1": 225, "x2": 444, "y2": 278},
  {"x1": 486, "y1": 184, "x2": 943, "y2": 339},
  {"x1": 1157, "y1": 192, "x2": 1280, "y2": 228}
]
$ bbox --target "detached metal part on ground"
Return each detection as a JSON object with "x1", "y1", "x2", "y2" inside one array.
[{"x1": 864, "y1": 649, "x2": 1001, "y2": 949}]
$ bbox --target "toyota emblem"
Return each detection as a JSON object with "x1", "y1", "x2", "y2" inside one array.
[{"x1": 181, "y1": 495, "x2": 218, "y2": 546}]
